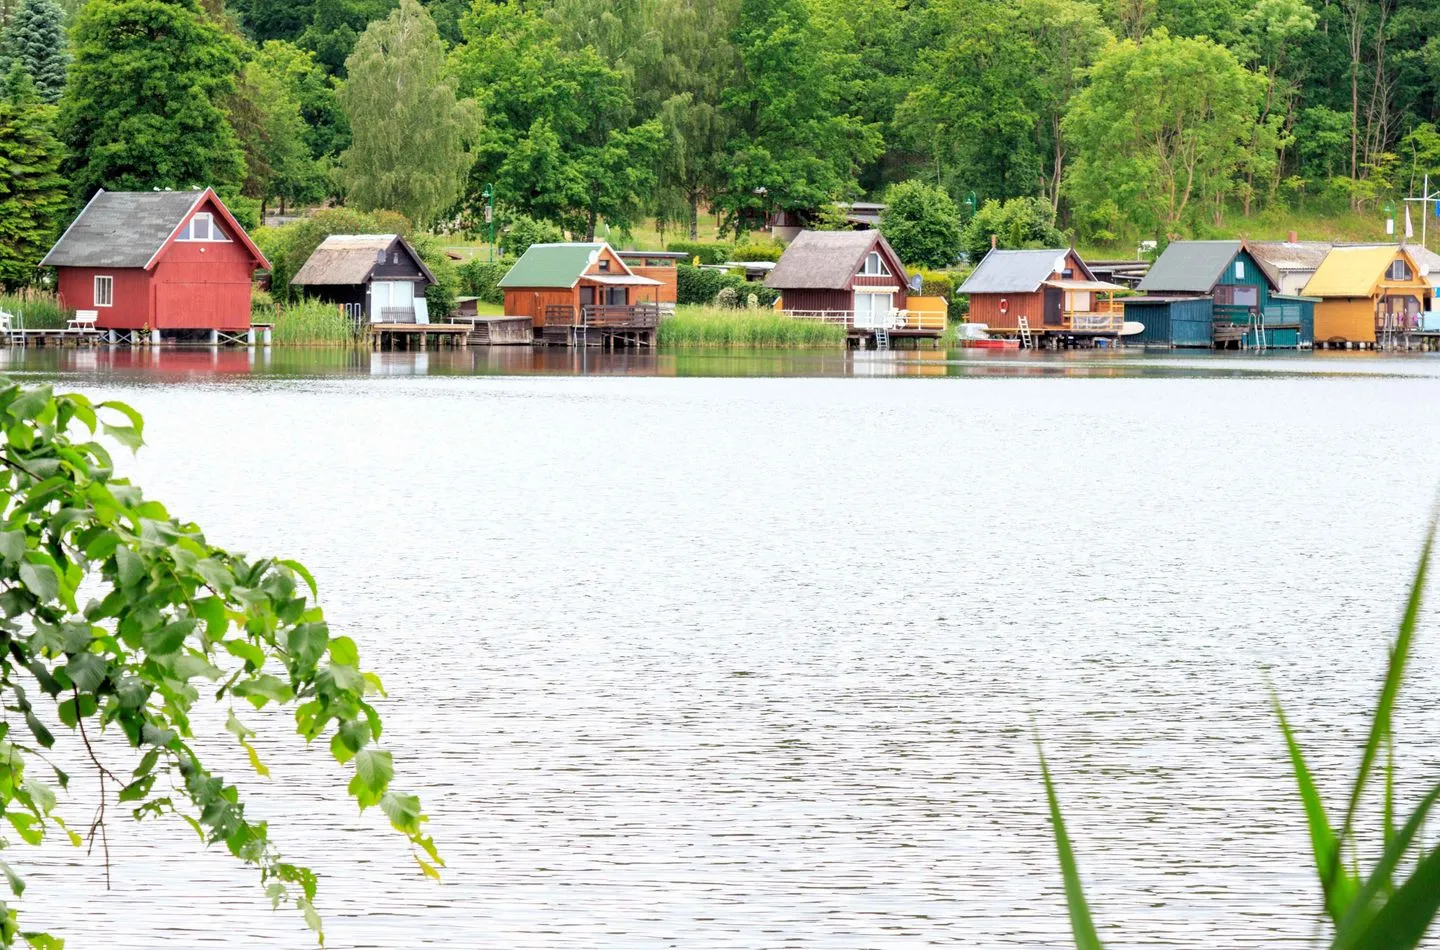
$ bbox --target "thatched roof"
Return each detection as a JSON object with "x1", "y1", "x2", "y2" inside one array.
[
  {"x1": 41, "y1": 189, "x2": 267, "y2": 270},
  {"x1": 765, "y1": 230, "x2": 897, "y2": 290},
  {"x1": 291, "y1": 234, "x2": 434, "y2": 286}
]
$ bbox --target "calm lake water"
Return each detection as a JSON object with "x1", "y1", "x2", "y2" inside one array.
[{"x1": 6, "y1": 345, "x2": 1440, "y2": 948}]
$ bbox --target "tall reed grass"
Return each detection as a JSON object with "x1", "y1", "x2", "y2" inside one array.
[
  {"x1": 659, "y1": 306, "x2": 846, "y2": 348},
  {"x1": 263, "y1": 299, "x2": 356, "y2": 346},
  {"x1": 0, "y1": 289, "x2": 70, "y2": 330},
  {"x1": 1040, "y1": 505, "x2": 1440, "y2": 948}
]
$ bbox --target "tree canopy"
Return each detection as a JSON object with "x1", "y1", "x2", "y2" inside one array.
[
  {"x1": 0, "y1": 0, "x2": 67, "y2": 104},
  {"x1": 879, "y1": 179, "x2": 963, "y2": 268},
  {"x1": 0, "y1": 87, "x2": 66, "y2": 289}
]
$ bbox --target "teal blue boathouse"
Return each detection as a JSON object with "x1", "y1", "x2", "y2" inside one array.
[{"x1": 1123, "y1": 240, "x2": 1315, "y2": 348}]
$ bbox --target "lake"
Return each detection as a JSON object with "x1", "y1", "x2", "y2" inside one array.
[{"x1": 7, "y1": 345, "x2": 1440, "y2": 948}]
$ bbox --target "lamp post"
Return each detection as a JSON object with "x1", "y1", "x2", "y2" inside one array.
[{"x1": 482, "y1": 183, "x2": 496, "y2": 262}]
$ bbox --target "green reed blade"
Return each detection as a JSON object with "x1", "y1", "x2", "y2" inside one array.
[
  {"x1": 1340, "y1": 839, "x2": 1440, "y2": 950},
  {"x1": 1273, "y1": 694, "x2": 1356, "y2": 922},
  {"x1": 1333, "y1": 783, "x2": 1440, "y2": 949},
  {"x1": 1333, "y1": 509, "x2": 1437, "y2": 892},
  {"x1": 1037, "y1": 741, "x2": 1104, "y2": 950}
]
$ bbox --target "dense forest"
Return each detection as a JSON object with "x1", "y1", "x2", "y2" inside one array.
[{"x1": 1, "y1": 0, "x2": 1439, "y2": 283}]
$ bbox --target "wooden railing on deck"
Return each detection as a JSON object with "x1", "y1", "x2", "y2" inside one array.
[{"x1": 582, "y1": 304, "x2": 662, "y2": 328}]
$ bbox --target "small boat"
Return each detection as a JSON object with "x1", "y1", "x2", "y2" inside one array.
[{"x1": 955, "y1": 322, "x2": 1020, "y2": 349}]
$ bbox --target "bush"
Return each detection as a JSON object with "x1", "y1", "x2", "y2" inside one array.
[
  {"x1": 908, "y1": 268, "x2": 959, "y2": 300},
  {"x1": 715, "y1": 286, "x2": 739, "y2": 308},
  {"x1": 406, "y1": 232, "x2": 460, "y2": 319},
  {"x1": 962, "y1": 196, "x2": 1065, "y2": 263},
  {"x1": 499, "y1": 215, "x2": 563, "y2": 258},
  {"x1": 667, "y1": 240, "x2": 733, "y2": 265},
  {"x1": 676, "y1": 264, "x2": 780, "y2": 308},
  {"x1": 730, "y1": 237, "x2": 785, "y2": 262},
  {"x1": 457, "y1": 258, "x2": 513, "y2": 305},
  {"x1": 880, "y1": 179, "x2": 963, "y2": 268}
]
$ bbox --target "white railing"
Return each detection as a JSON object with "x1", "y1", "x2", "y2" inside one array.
[{"x1": 1066, "y1": 311, "x2": 1124, "y2": 332}]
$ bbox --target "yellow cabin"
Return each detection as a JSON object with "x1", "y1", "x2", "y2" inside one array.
[{"x1": 1301, "y1": 245, "x2": 1432, "y2": 344}]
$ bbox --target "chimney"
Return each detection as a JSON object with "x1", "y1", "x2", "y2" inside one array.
[
  {"x1": 1287, "y1": 230, "x2": 1298, "y2": 244},
  {"x1": 990, "y1": 234, "x2": 997, "y2": 249}
]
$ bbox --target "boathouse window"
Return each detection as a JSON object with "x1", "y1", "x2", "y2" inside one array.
[
  {"x1": 860, "y1": 251, "x2": 890, "y2": 276},
  {"x1": 94, "y1": 275, "x2": 113, "y2": 307},
  {"x1": 598, "y1": 259, "x2": 611, "y2": 272},
  {"x1": 1390, "y1": 259, "x2": 1412, "y2": 280},
  {"x1": 1235, "y1": 260, "x2": 1245, "y2": 279},
  {"x1": 178, "y1": 213, "x2": 229, "y2": 242}
]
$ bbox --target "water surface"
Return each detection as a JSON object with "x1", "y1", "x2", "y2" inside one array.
[{"x1": 7, "y1": 346, "x2": 1440, "y2": 948}]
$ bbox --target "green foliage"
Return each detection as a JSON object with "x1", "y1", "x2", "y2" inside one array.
[
  {"x1": 0, "y1": 381, "x2": 438, "y2": 945},
  {"x1": 0, "y1": 95, "x2": 66, "y2": 290},
  {"x1": 1063, "y1": 31, "x2": 1265, "y2": 241},
  {"x1": 0, "y1": 0, "x2": 67, "y2": 103},
  {"x1": 0, "y1": 290, "x2": 69, "y2": 329},
  {"x1": 229, "y1": 51, "x2": 323, "y2": 211},
  {"x1": 666, "y1": 241, "x2": 732, "y2": 265},
  {"x1": 729, "y1": 237, "x2": 785, "y2": 262},
  {"x1": 255, "y1": 206, "x2": 411, "y2": 303},
  {"x1": 340, "y1": 0, "x2": 476, "y2": 228},
  {"x1": 498, "y1": 215, "x2": 563, "y2": 258},
  {"x1": 254, "y1": 41, "x2": 348, "y2": 164},
  {"x1": 908, "y1": 269, "x2": 958, "y2": 300},
  {"x1": 404, "y1": 230, "x2": 459, "y2": 318},
  {"x1": 675, "y1": 264, "x2": 779, "y2": 307},
  {"x1": 658, "y1": 307, "x2": 844, "y2": 347},
  {"x1": 59, "y1": 0, "x2": 246, "y2": 199},
  {"x1": 456, "y1": 258, "x2": 512, "y2": 306},
  {"x1": 962, "y1": 197, "x2": 1065, "y2": 263},
  {"x1": 880, "y1": 179, "x2": 963, "y2": 268},
  {"x1": 1041, "y1": 508, "x2": 1440, "y2": 949},
  {"x1": 454, "y1": 0, "x2": 664, "y2": 239},
  {"x1": 264, "y1": 298, "x2": 356, "y2": 344}
]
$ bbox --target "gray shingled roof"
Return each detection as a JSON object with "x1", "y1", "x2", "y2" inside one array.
[
  {"x1": 958, "y1": 249, "x2": 1074, "y2": 294},
  {"x1": 765, "y1": 231, "x2": 889, "y2": 290},
  {"x1": 291, "y1": 234, "x2": 435, "y2": 286},
  {"x1": 1248, "y1": 240, "x2": 1333, "y2": 287},
  {"x1": 1136, "y1": 240, "x2": 1242, "y2": 293},
  {"x1": 41, "y1": 190, "x2": 207, "y2": 268}
]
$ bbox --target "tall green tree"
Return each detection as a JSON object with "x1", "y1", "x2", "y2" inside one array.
[
  {"x1": 961, "y1": 195, "x2": 1066, "y2": 263},
  {"x1": 0, "y1": 75, "x2": 67, "y2": 288},
  {"x1": 0, "y1": 0, "x2": 66, "y2": 103},
  {"x1": 253, "y1": 40, "x2": 349, "y2": 164},
  {"x1": 718, "y1": 0, "x2": 881, "y2": 231},
  {"x1": 1063, "y1": 30, "x2": 1264, "y2": 240},
  {"x1": 229, "y1": 51, "x2": 323, "y2": 214},
  {"x1": 59, "y1": 0, "x2": 245, "y2": 199},
  {"x1": 453, "y1": 0, "x2": 664, "y2": 239},
  {"x1": 879, "y1": 179, "x2": 963, "y2": 268},
  {"x1": 339, "y1": 0, "x2": 475, "y2": 227}
]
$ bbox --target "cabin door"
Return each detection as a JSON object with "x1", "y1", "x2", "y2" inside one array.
[
  {"x1": 371, "y1": 281, "x2": 415, "y2": 323},
  {"x1": 854, "y1": 292, "x2": 893, "y2": 329},
  {"x1": 1043, "y1": 287, "x2": 1063, "y2": 326}
]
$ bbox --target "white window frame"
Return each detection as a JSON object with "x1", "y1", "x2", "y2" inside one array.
[
  {"x1": 860, "y1": 251, "x2": 890, "y2": 277},
  {"x1": 94, "y1": 275, "x2": 113, "y2": 308},
  {"x1": 1234, "y1": 260, "x2": 1244, "y2": 279},
  {"x1": 1390, "y1": 259, "x2": 1411, "y2": 281},
  {"x1": 178, "y1": 212, "x2": 230, "y2": 243}
]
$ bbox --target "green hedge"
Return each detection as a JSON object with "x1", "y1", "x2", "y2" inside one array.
[
  {"x1": 730, "y1": 238, "x2": 786, "y2": 262},
  {"x1": 457, "y1": 258, "x2": 515, "y2": 305},
  {"x1": 666, "y1": 241, "x2": 733, "y2": 265},
  {"x1": 676, "y1": 264, "x2": 780, "y2": 307},
  {"x1": 908, "y1": 268, "x2": 960, "y2": 299}
]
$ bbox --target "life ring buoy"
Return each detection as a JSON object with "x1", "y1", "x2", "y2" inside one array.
[{"x1": 998, "y1": 297, "x2": 1009, "y2": 315}]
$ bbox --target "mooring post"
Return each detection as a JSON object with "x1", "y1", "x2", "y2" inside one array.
[
  {"x1": 149, "y1": 329, "x2": 161, "y2": 346},
  {"x1": 248, "y1": 326, "x2": 257, "y2": 346},
  {"x1": 209, "y1": 329, "x2": 220, "y2": 345}
]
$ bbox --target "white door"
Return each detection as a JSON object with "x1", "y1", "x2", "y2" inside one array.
[
  {"x1": 853, "y1": 292, "x2": 893, "y2": 329},
  {"x1": 370, "y1": 281, "x2": 416, "y2": 323}
]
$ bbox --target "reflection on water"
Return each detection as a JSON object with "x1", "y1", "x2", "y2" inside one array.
[
  {"x1": 0, "y1": 343, "x2": 1437, "y2": 382},
  {"x1": 4, "y1": 347, "x2": 1440, "y2": 949}
]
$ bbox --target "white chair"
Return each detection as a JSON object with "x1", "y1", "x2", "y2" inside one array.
[
  {"x1": 68, "y1": 309, "x2": 98, "y2": 330},
  {"x1": 0, "y1": 311, "x2": 13, "y2": 334}
]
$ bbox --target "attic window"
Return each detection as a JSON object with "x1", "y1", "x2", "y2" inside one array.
[
  {"x1": 1235, "y1": 260, "x2": 1244, "y2": 279},
  {"x1": 1390, "y1": 259, "x2": 1411, "y2": 281},
  {"x1": 598, "y1": 259, "x2": 611, "y2": 272},
  {"x1": 1061, "y1": 268, "x2": 1074, "y2": 278},
  {"x1": 178, "y1": 213, "x2": 229, "y2": 242},
  {"x1": 860, "y1": 251, "x2": 890, "y2": 276}
]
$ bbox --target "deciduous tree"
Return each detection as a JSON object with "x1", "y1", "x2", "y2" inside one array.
[{"x1": 879, "y1": 179, "x2": 962, "y2": 268}]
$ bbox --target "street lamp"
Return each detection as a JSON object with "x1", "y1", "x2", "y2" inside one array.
[{"x1": 482, "y1": 183, "x2": 496, "y2": 262}]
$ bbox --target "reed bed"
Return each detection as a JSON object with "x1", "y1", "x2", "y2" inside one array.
[
  {"x1": 659, "y1": 307, "x2": 846, "y2": 348},
  {"x1": 0, "y1": 289, "x2": 70, "y2": 330},
  {"x1": 264, "y1": 299, "x2": 357, "y2": 346}
]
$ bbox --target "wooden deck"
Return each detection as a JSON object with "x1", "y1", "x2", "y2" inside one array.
[
  {"x1": 367, "y1": 323, "x2": 470, "y2": 350},
  {"x1": 2, "y1": 328, "x2": 104, "y2": 347},
  {"x1": 450, "y1": 316, "x2": 533, "y2": 345},
  {"x1": 540, "y1": 304, "x2": 661, "y2": 348}
]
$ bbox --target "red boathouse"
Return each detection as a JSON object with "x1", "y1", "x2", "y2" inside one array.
[{"x1": 40, "y1": 189, "x2": 269, "y2": 334}]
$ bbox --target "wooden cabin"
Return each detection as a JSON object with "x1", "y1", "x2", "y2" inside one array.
[
  {"x1": 498, "y1": 242, "x2": 663, "y2": 342},
  {"x1": 765, "y1": 230, "x2": 908, "y2": 328},
  {"x1": 291, "y1": 234, "x2": 435, "y2": 324},
  {"x1": 1130, "y1": 240, "x2": 1313, "y2": 348},
  {"x1": 40, "y1": 188, "x2": 268, "y2": 336},
  {"x1": 957, "y1": 248, "x2": 1123, "y2": 340},
  {"x1": 1301, "y1": 245, "x2": 1432, "y2": 345},
  {"x1": 617, "y1": 250, "x2": 685, "y2": 306}
]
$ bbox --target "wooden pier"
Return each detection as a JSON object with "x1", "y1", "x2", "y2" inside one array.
[
  {"x1": 366, "y1": 323, "x2": 471, "y2": 350},
  {"x1": 540, "y1": 304, "x2": 660, "y2": 348},
  {"x1": 450, "y1": 316, "x2": 533, "y2": 345},
  {"x1": 2, "y1": 328, "x2": 103, "y2": 347}
]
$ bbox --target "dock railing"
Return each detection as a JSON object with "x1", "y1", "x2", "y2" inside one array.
[
  {"x1": 1065, "y1": 311, "x2": 1124, "y2": 332},
  {"x1": 785, "y1": 309, "x2": 946, "y2": 334}
]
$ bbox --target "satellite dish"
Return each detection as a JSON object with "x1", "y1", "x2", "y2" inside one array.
[{"x1": 908, "y1": 273, "x2": 923, "y2": 293}]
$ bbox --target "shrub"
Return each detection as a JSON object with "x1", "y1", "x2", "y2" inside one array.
[
  {"x1": 676, "y1": 264, "x2": 779, "y2": 308},
  {"x1": 457, "y1": 258, "x2": 512, "y2": 305},
  {"x1": 730, "y1": 237, "x2": 785, "y2": 262},
  {"x1": 499, "y1": 214, "x2": 563, "y2": 258},
  {"x1": 908, "y1": 268, "x2": 958, "y2": 300},
  {"x1": 667, "y1": 240, "x2": 733, "y2": 265},
  {"x1": 715, "y1": 286, "x2": 739, "y2": 308},
  {"x1": 962, "y1": 196, "x2": 1065, "y2": 263},
  {"x1": 880, "y1": 179, "x2": 963, "y2": 268},
  {"x1": 406, "y1": 231, "x2": 460, "y2": 319}
]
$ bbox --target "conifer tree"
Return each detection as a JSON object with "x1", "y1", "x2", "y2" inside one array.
[
  {"x1": 0, "y1": 66, "x2": 68, "y2": 288},
  {"x1": 0, "y1": 0, "x2": 66, "y2": 103}
]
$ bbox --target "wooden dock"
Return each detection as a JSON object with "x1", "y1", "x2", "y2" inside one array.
[
  {"x1": 2, "y1": 328, "x2": 104, "y2": 347},
  {"x1": 367, "y1": 323, "x2": 471, "y2": 350},
  {"x1": 450, "y1": 316, "x2": 533, "y2": 345}
]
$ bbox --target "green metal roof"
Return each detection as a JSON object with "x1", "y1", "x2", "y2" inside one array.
[
  {"x1": 1136, "y1": 240, "x2": 1243, "y2": 293},
  {"x1": 497, "y1": 242, "x2": 605, "y2": 289}
]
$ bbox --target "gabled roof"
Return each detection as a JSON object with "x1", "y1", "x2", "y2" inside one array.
[
  {"x1": 1247, "y1": 240, "x2": 1333, "y2": 274},
  {"x1": 40, "y1": 188, "x2": 268, "y2": 270},
  {"x1": 498, "y1": 242, "x2": 634, "y2": 289},
  {"x1": 291, "y1": 234, "x2": 435, "y2": 286},
  {"x1": 1301, "y1": 245, "x2": 1420, "y2": 297},
  {"x1": 1136, "y1": 240, "x2": 1260, "y2": 293},
  {"x1": 764, "y1": 230, "x2": 903, "y2": 290},
  {"x1": 1406, "y1": 244, "x2": 1440, "y2": 283},
  {"x1": 957, "y1": 248, "x2": 1092, "y2": 294}
]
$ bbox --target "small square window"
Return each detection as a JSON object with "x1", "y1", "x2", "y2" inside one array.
[
  {"x1": 94, "y1": 275, "x2": 113, "y2": 307},
  {"x1": 599, "y1": 259, "x2": 611, "y2": 272}
]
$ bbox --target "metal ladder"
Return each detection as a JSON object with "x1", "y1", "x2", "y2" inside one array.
[
  {"x1": 1249, "y1": 311, "x2": 1266, "y2": 352},
  {"x1": 873, "y1": 327, "x2": 890, "y2": 350},
  {"x1": 1017, "y1": 315, "x2": 1034, "y2": 349}
]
